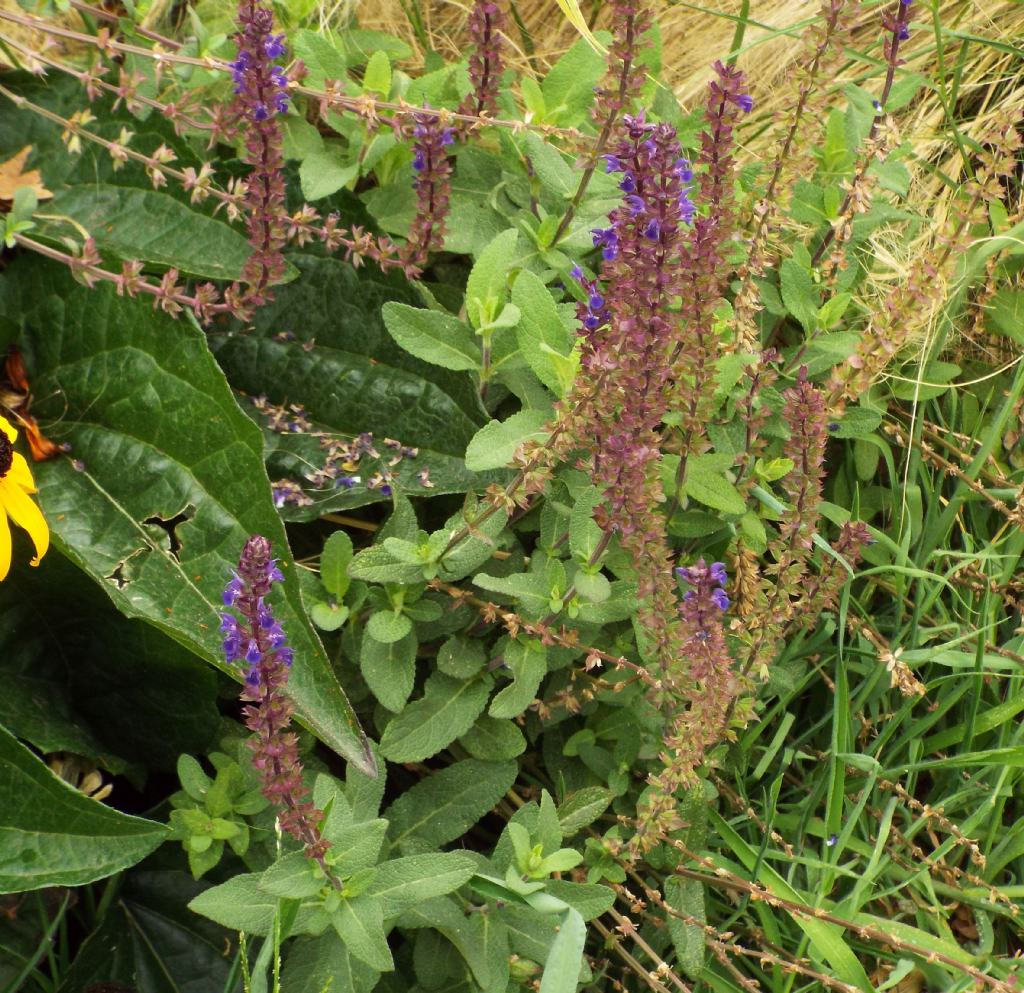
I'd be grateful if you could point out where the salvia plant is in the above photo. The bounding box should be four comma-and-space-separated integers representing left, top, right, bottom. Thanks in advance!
0, 0, 1022, 991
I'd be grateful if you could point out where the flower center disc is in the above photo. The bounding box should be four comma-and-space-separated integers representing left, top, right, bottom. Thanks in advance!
0, 433, 12, 479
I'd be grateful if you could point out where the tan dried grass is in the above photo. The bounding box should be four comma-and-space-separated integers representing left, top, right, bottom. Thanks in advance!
350, 0, 1022, 191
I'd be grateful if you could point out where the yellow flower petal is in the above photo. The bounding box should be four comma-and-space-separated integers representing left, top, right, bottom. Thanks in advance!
6, 453, 37, 493
0, 478, 49, 566
0, 415, 15, 443
0, 508, 10, 581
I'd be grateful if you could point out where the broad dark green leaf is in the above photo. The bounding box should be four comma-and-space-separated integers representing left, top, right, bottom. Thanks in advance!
2, 260, 374, 774
56, 870, 237, 993
211, 255, 490, 518
45, 185, 272, 282
0, 722, 168, 892
0, 553, 219, 774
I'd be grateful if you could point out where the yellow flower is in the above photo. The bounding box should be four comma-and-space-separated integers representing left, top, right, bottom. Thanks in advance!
0, 414, 49, 580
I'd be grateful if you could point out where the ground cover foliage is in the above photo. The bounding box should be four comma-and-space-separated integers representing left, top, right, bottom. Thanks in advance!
0, 0, 1022, 991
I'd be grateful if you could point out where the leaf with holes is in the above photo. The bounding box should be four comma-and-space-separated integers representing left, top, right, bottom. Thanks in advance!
1, 259, 375, 775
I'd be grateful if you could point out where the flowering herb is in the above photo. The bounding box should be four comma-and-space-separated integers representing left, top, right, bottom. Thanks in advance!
401, 108, 455, 266
222, 536, 336, 879
227, 0, 290, 309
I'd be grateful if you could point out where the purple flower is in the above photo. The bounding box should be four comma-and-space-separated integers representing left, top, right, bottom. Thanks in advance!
619, 172, 637, 194
736, 93, 754, 113
223, 574, 243, 606
592, 227, 619, 260
412, 149, 426, 171
709, 561, 727, 586
711, 588, 730, 611
604, 154, 623, 173
673, 158, 694, 182
625, 194, 646, 216
643, 218, 661, 241
264, 33, 286, 58
897, 23, 910, 40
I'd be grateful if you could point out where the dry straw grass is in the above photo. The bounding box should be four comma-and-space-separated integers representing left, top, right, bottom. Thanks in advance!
351, 0, 1022, 190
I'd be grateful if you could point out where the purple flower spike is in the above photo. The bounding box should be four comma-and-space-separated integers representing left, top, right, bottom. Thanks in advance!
222, 535, 338, 880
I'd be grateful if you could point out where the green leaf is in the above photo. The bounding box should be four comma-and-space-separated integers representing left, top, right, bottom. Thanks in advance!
557, 787, 613, 837
521, 132, 576, 199
437, 635, 487, 678
386, 758, 518, 851
44, 185, 280, 283
466, 410, 552, 471
349, 545, 425, 584
340, 29, 413, 63
539, 907, 586, 993
541, 35, 606, 123
362, 50, 392, 96
543, 880, 614, 921
987, 289, 1024, 343
366, 609, 414, 644
259, 852, 323, 900
188, 873, 279, 935
300, 151, 359, 201
369, 852, 477, 917
0, 722, 168, 892
513, 270, 576, 396
4, 260, 375, 776
331, 895, 393, 971
177, 755, 211, 802
664, 876, 705, 979
290, 29, 349, 85
466, 229, 520, 330
361, 631, 417, 713
569, 485, 604, 564
320, 531, 354, 598
379, 672, 494, 762
53, 869, 236, 993
329, 819, 389, 876
212, 256, 486, 519
382, 302, 482, 372
459, 714, 527, 760
779, 257, 820, 332
474, 570, 551, 615
282, 932, 381, 993
490, 639, 547, 719
832, 406, 883, 439
683, 454, 746, 515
